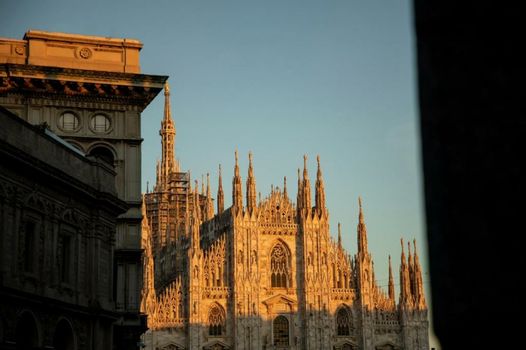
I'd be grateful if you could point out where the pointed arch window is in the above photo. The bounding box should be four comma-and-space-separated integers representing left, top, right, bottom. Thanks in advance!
273, 316, 289, 347
208, 304, 225, 336
336, 308, 351, 336
270, 242, 291, 288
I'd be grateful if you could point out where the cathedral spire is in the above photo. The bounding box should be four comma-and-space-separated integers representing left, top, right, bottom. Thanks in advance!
217, 164, 224, 214
315, 155, 326, 216
337, 222, 342, 247
388, 255, 395, 302
399, 238, 412, 307
357, 197, 368, 254
408, 241, 415, 297
246, 151, 257, 213
283, 176, 288, 199
190, 183, 201, 252
205, 173, 214, 220
206, 173, 210, 196
413, 239, 427, 309
302, 155, 312, 212
372, 261, 376, 284
160, 82, 176, 189
296, 168, 303, 210
194, 180, 201, 221
232, 149, 243, 212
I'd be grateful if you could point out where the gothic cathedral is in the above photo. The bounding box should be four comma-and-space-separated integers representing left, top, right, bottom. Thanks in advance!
140, 83, 429, 350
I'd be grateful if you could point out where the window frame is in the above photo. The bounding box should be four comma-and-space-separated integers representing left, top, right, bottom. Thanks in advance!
208, 304, 225, 336
22, 219, 38, 274
57, 111, 81, 132
58, 232, 74, 284
273, 315, 290, 347
270, 241, 291, 288
89, 113, 112, 134
336, 307, 351, 336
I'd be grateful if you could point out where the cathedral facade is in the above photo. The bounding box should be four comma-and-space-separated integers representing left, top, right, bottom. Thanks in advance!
141, 84, 429, 350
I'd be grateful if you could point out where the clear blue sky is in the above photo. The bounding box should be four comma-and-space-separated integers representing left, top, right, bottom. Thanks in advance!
1, 0, 438, 347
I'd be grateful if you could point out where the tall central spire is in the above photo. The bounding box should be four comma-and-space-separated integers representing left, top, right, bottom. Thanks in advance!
159, 82, 176, 189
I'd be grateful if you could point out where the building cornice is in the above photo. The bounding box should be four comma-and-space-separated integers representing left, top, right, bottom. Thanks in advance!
0, 63, 167, 110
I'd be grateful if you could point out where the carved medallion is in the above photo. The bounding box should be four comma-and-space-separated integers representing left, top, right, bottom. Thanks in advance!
15, 46, 24, 55
79, 47, 92, 59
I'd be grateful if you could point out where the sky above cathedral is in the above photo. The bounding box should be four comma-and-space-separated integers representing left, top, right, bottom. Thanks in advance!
1, 0, 438, 347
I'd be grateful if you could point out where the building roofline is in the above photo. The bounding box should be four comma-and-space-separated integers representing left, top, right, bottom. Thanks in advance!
22, 29, 143, 49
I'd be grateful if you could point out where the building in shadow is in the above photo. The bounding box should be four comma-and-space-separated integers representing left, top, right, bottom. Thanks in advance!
0, 30, 166, 349
0, 106, 127, 349
140, 86, 429, 350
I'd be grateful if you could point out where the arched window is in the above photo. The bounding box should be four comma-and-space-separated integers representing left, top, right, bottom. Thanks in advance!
16, 312, 40, 349
208, 304, 225, 336
88, 146, 115, 166
270, 242, 291, 288
273, 316, 289, 347
53, 319, 76, 350
336, 308, 350, 336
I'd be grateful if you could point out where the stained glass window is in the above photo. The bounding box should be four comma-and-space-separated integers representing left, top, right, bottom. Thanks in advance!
271, 242, 290, 288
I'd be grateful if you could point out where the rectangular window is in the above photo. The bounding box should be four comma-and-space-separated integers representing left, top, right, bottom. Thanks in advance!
127, 263, 137, 310
115, 263, 139, 311
116, 263, 125, 310
60, 235, 71, 283
23, 221, 36, 272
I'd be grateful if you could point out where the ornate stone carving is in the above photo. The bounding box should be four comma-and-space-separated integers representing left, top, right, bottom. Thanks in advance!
138, 83, 430, 350
78, 47, 92, 59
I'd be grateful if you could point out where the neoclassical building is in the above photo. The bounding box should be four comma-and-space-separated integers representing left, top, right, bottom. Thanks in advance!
140, 86, 429, 350
0, 30, 166, 349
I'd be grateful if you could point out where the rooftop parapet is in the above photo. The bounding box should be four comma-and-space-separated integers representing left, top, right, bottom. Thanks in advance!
0, 30, 143, 73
